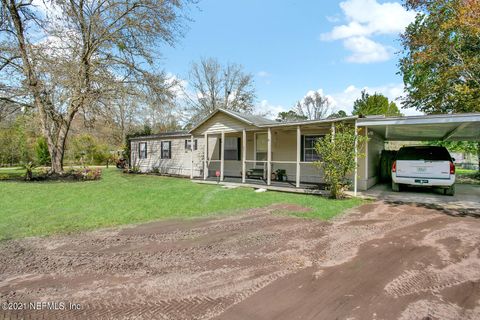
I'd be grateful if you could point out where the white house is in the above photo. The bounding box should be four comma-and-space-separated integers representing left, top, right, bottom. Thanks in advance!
130, 108, 480, 194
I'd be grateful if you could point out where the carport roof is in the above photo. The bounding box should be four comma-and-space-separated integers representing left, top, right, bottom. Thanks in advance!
356, 113, 480, 141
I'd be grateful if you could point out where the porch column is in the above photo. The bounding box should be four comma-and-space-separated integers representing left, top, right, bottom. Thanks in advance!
220, 131, 225, 181
190, 135, 194, 179
203, 132, 208, 180
354, 123, 358, 196
331, 122, 335, 141
242, 129, 246, 183
267, 127, 272, 186
296, 125, 301, 188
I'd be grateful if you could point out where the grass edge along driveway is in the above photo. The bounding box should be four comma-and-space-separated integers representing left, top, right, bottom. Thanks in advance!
0, 168, 364, 240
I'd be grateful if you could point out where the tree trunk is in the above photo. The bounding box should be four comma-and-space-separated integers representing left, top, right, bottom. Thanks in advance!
45, 126, 69, 174
49, 147, 64, 173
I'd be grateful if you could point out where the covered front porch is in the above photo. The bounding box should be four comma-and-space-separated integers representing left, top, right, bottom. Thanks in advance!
189, 116, 358, 192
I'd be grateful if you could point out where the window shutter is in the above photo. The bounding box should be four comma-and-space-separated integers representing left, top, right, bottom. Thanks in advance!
145, 142, 147, 158
168, 141, 172, 159
218, 138, 222, 159
185, 140, 188, 150
237, 137, 241, 161
138, 143, 141, 159
194, 139, 197, 151
300, 135, 304, 162
160, 142, 164, 159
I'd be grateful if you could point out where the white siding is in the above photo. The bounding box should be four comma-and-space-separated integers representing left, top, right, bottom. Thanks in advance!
192, 112, 256, 134
131, 137, 203, 176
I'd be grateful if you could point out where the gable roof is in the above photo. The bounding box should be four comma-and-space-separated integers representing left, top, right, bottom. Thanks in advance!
188, 108, 276, 133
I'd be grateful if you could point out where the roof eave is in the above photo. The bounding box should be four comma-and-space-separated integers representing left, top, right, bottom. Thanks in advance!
261, 116, 359, 127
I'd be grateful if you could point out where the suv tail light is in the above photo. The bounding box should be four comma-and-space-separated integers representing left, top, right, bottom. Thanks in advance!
392, 160, 396, 173
450, 161, 455, 175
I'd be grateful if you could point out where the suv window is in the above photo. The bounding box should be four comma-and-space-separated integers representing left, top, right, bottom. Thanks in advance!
396, 146, 451, 161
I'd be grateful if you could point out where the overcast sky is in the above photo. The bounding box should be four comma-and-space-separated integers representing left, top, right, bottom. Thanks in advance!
160, 0, 423, 117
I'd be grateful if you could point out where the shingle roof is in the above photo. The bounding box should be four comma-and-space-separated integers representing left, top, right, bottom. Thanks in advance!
129, 131, 189, 141
221, 109, 277, 126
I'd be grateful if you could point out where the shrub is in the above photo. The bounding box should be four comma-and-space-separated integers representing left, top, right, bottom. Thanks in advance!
35, 136, 51, 165
314, 124, 367, 199
72, 167, 102, 181
131, 166, 141, 174
22, 161, 36, 181
84, 168, 102, 180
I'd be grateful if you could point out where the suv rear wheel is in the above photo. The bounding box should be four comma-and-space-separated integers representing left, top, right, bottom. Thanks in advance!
392, 181, 400, 192
444, 185, 455, 196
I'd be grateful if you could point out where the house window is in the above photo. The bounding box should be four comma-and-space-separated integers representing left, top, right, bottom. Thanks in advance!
255, 133, 267, 162
161, 141, 171, 159
185, 139, 198, 151
303, 135, 323, 162
224, 137, 240, 160
139, 142, 147, 159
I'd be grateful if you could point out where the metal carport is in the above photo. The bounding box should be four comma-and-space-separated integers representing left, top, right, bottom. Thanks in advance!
354, 113, 480, 195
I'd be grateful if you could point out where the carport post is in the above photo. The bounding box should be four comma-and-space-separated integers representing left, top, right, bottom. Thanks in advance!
242, 129, 246, 183
354, 124, 358, 196
296, 125, 301, 188
364, 127, 368, 184
203, 133, 208, 180
267, 127, 272, 186
190, 135, 194, 179
220, 131, 225, 181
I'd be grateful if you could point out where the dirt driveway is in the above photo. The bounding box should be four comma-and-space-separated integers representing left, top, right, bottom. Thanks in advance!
1, 202, 479, 320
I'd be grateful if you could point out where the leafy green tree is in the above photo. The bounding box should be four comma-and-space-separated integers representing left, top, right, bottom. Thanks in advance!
400, 0, 480, 114
328, 110, 348, 119
276, 110, 308, 122
352, 90, 401, 116
400, 0, 480, 170
69, 134, 111, 165
35, 137, 51, 166
314, 124, 367, 199
0, 115, 35, 166
428, 141, 477, 154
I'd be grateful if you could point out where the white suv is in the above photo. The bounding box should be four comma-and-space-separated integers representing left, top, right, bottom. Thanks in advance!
391, 146, 456, 196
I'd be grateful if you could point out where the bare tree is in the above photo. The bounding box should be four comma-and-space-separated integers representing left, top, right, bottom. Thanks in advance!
0, 0, 189, 173
99, 81, 181, 146
0, 97, 22, 122
295, 90, 332, 120
184, 57, 256, 125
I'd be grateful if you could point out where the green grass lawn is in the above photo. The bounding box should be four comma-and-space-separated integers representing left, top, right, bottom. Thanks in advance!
0, 168, 364, 240
456, 168, 480, 185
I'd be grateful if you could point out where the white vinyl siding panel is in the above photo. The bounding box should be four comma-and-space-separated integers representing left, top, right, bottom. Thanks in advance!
192, 113, 256, 134
131, 137, 204, 176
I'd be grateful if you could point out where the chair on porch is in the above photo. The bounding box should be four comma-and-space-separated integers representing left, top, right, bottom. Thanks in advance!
246, 168, 265, 179
245, 160, 268, 180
